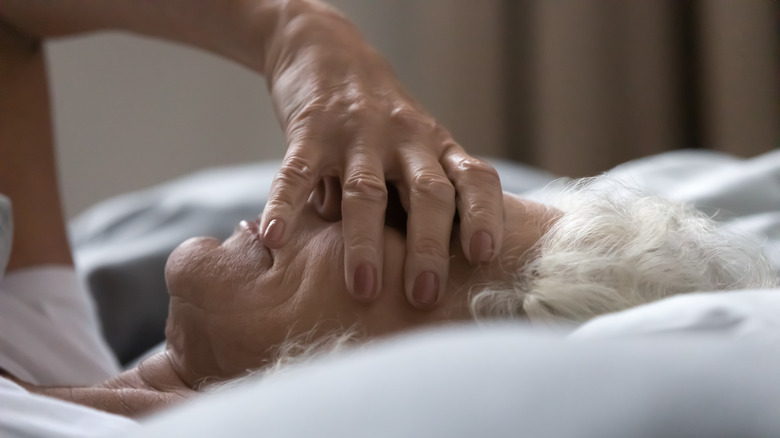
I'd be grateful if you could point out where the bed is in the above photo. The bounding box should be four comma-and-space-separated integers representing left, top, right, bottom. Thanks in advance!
71, 149, 780, 437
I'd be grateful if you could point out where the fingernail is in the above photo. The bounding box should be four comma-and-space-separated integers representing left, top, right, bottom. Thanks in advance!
413, 271, 439, 306
470, 230, 494, 264
263, 219, 284, 244
354, 263, 377, 300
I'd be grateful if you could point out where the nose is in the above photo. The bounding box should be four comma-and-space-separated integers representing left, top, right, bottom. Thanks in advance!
309, 176, 342, 222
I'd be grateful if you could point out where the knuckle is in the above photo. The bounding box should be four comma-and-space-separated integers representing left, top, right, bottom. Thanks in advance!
343, 172, 388, 204
287, 101, 329, 129
390, 105, 434, 133
276, 155, 317, 187
460, 202, 499, 226
346, 231, 380, 254
265, 193, 295, 213
412, 235, 450, 261
322, 91, 377, 125
338, 98, 372, 131
411, 172, 455, 205
457, 157, 500, 183
466, 202, 496, 218
432, 124, 453, 142
344, 97, 369, 116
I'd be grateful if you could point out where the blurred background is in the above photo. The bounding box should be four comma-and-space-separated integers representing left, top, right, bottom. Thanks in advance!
48, 0, 779, 218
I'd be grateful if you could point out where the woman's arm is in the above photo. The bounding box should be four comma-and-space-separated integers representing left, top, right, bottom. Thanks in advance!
3, 352, 195, 418
0, 19, 196, 416
0, 20, 72, 271
1, 0, 505, 308
0, 0, 290, 74
0, 0, 504, 416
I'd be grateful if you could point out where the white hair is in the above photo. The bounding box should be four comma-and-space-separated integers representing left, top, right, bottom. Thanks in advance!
470, 178, 779, 325
217, 178, 777, 386
205, 325, 363, 392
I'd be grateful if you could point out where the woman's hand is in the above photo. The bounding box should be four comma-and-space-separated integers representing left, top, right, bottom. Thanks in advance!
1, 0, 505, 309
259, 3, 504, 308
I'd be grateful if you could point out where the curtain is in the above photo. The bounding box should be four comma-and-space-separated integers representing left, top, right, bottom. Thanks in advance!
503, 0, 779, 177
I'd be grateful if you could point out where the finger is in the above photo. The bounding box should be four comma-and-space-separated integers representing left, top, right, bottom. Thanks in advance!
260, 145, 322, 248
441, 146, 503, 264
341, 146, 387, 302
310, 176, 342, 222
399, 147, 456, 309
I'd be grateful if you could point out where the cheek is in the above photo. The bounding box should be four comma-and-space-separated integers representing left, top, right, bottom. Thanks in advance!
353, 233, 440, 336
166, 236, 286, 310
278, 231, 370, 337
357, 231, 476, 337
292, 252, 355, 325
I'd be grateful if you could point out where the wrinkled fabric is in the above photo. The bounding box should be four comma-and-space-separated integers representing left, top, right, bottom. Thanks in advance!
0, 377, 137, 438
0, 196, 134, 438
0, 267, 120, 386
129, 325, 780, 438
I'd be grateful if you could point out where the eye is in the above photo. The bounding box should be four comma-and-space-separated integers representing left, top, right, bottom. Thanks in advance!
384, 183, 407, 235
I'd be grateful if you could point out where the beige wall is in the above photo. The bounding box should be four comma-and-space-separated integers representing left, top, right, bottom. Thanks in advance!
699, 0, 779, 156
48, 1, 778, 217
512, 0, 778, 177
49, 34, 279, 218
51, 1, 504, 218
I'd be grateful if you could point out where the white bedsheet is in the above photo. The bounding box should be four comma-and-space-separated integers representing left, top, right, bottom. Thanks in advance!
603, 149, 780, 271
130, 325, 780, 438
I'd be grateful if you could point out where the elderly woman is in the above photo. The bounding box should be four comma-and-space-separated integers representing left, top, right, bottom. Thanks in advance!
1, 0, 777, 433
0, 0, 505, 423
160, 176, 778, 387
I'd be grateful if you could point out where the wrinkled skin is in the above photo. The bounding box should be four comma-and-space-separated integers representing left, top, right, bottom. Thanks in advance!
0, 0, 507, 415
165, 191, 559, 387
260, 3, 505, 308
2, 0, 507, 310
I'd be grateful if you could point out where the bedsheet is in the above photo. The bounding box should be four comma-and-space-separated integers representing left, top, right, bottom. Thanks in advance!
129, 325, 780, 438
70, 150, 780, 362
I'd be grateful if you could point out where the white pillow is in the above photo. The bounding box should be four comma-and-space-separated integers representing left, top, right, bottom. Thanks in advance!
129, 324, 780, 438
572, 289, 780, 340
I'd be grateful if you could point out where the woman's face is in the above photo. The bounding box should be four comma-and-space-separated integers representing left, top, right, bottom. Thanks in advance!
164, 190, 558, 386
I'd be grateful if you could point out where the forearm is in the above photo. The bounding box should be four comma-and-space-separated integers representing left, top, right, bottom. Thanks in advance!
0, 21, 72, 270
0, 0, 353, 77
4, 352, 195, 418
26, 383, 178, 418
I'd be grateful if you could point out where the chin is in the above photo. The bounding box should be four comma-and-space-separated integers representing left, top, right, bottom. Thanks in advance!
164, 236, 220, 293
